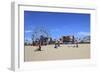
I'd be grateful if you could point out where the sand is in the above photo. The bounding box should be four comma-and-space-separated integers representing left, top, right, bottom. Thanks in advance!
24, 44, 90, 62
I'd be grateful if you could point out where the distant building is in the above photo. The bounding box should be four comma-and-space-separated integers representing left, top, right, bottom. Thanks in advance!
62, 35, 75, 44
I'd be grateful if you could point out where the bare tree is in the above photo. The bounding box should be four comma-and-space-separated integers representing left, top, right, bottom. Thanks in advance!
32, 25, 51, 51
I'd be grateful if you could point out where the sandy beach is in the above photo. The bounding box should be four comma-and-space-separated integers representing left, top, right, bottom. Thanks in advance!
24, 44, 90, 62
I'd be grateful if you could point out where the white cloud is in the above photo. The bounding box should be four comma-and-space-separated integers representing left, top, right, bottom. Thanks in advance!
77, 32, 90, 36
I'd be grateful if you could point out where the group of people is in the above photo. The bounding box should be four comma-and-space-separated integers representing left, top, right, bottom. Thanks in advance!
54, 39, 78, 48
36, 39, 78, 51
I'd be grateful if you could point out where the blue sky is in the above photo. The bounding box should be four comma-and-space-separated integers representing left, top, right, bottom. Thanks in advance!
24, 11, 90, 42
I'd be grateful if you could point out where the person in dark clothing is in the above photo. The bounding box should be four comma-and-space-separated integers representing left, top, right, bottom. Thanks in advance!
38, 40, 41, 51
75, 40, 78, 48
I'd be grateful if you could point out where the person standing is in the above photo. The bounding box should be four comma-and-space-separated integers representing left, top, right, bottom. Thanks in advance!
75, 40, 78, 48
38, 40, 41, 51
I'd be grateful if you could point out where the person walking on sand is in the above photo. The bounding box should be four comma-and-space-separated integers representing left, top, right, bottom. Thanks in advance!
75, 40, 78, 48
38, 40, 41, 51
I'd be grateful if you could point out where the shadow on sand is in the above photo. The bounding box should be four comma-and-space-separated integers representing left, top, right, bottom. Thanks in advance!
34, 48, 43, 52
